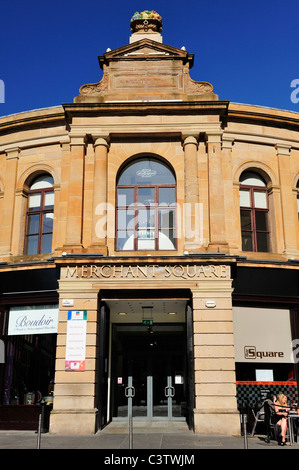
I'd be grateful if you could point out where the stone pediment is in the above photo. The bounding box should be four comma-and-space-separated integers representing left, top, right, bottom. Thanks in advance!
99, 39, 193, 65
74, 38, 218, 103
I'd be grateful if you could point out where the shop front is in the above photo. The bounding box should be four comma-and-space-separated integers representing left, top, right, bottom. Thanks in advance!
0, 266, 59, 430
49, 255, 241, 435
101, 292, 191, 427
232, 264, 299, 433
233, 305, 298, 428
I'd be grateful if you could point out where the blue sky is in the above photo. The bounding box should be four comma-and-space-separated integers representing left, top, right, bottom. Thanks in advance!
0, 0, 298, 117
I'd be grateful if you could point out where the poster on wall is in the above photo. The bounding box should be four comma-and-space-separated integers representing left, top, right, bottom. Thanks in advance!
65, 310, 87, 371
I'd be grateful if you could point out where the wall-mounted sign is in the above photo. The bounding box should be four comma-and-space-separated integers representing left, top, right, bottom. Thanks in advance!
62, 299, 74, 307
8, 305, 59, 336
233, 307, 293, 363
65, 310, 87, 372
142, 319, 153, 326
62, 263, 230, 280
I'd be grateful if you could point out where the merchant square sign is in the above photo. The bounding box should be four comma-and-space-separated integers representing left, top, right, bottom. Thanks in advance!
62, 264, 230, 280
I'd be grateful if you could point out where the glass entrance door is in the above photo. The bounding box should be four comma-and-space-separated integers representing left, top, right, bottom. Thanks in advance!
152, 352, 185, 419
111, 324, 187, 420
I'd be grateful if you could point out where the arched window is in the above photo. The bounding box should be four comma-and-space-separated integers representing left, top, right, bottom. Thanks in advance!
24, 174, 54, 254
239, 171, 269, 252
116, 158, 176, 251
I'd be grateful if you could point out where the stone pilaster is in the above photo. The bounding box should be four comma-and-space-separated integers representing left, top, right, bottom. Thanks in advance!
89, 136, 110, 253
0, 147, 20, 255
276, 144, 299, 255
206, 132, 228, 251
182, 135, 201, 250
50, 281, 99, 434
55, 141, 71, 252
63, 134, 86, 251
192, 272, 240, 435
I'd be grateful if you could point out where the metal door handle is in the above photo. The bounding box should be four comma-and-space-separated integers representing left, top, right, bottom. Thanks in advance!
164, 386, 175, 398
125, 386, 135, 398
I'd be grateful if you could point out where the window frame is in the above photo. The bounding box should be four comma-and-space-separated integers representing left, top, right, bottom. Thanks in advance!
116, 161, 177, 252
24, 180, 54, 255
240, 179, 270, 253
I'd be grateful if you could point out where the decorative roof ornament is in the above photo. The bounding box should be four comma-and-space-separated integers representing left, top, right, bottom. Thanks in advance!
130, 10, 162, 34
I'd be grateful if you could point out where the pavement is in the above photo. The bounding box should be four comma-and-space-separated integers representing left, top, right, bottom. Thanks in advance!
0, 420, 298, 452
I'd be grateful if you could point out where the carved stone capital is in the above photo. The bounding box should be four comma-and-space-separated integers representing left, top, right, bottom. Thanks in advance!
182, 135, 199, 148
5, 147, 20, 160
93, 136, 110, 149
275, 143, 291, 156
69, 133, 87, 147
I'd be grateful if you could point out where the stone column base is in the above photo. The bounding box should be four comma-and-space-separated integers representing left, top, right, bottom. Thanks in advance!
194, 410, 240, 435
50, 409, 97, 434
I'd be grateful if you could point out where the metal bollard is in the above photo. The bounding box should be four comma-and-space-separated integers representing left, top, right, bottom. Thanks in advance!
129, 414, 133, 450
36, 414, 42, 449
125, 385, 135, 450
40, 399, 48, 433
242, 413, 248, 449
241, 401, 248, 449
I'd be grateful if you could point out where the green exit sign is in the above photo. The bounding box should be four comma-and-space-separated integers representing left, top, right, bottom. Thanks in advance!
142, 319, 153, 326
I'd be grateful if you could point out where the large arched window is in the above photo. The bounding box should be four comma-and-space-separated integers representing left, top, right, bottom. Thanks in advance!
24, 174, 54, 254
239, 171, 270, 252
116, 158, 176, 251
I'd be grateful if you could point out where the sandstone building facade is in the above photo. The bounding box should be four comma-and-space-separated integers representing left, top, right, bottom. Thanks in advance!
0, 14, 299, 435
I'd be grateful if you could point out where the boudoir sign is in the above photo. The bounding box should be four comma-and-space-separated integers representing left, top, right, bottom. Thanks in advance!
8, 305, 59, 335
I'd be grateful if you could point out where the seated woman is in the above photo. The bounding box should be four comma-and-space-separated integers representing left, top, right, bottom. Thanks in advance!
273, 392, 290, 445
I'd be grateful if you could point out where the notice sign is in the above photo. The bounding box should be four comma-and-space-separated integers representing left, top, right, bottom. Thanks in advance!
8, 305, 59, 336
65, 310, 87, 371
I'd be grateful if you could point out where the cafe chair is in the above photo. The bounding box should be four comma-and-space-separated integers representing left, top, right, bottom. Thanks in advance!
251, 409, 265, 437
251, 404, 278, 441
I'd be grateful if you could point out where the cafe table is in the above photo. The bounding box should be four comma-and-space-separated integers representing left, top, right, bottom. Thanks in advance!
287, 413, 299, 445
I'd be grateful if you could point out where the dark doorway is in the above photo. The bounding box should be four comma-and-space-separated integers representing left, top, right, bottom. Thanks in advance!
111, 324, 188, 420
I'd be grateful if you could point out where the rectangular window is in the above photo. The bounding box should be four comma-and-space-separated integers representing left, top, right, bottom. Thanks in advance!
25, 182, 54, 255
254, 191, 267, 209
116, 183, 176, 251
240, 182, 269, 253
239, 189, 251, 208
25, 235, 39, 255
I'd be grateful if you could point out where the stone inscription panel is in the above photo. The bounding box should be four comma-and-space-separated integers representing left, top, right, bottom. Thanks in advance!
112, 73, 181, 90
61, 264, 230, 280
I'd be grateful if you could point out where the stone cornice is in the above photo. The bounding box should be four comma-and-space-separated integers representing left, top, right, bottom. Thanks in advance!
0, 106, 65, 134
98, 38, 195, 69
63, 100, 229, 117
0, 134, 69, 153
223, 131, 299, 149
228, 103, 299, 129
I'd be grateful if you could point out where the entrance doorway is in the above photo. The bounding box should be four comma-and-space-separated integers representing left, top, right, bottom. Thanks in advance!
111, 324, 187, 421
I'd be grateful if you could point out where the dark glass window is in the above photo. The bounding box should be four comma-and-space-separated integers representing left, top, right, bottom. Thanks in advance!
116, 158, 176, 251
25, 175, 54, 255
239, 171, 269, 252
